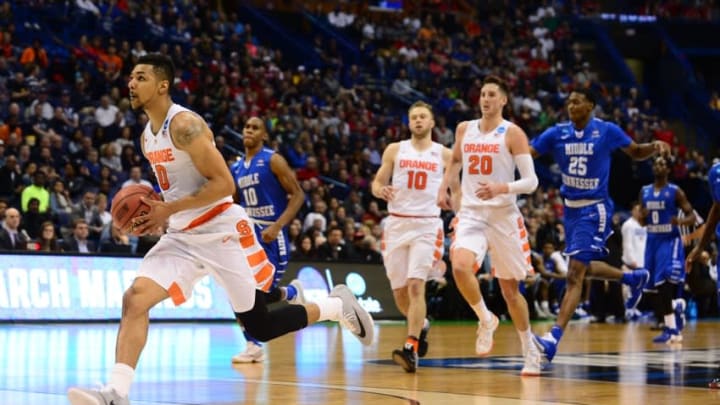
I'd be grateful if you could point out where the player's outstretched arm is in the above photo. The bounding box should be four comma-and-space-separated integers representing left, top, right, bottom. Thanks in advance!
623, 140, 670, 161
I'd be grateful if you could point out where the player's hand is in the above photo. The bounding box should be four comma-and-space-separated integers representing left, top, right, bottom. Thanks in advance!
131, 197, 172, 236
379, 185, 397, 201
437, 189, 452, 210
685, 247, 702, 273
475, 182, 506, 200
260, 223, 281, 243
653, 140, 671, 156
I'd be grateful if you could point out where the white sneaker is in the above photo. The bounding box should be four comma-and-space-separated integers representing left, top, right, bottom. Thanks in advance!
329, 284, 375, 346
476, 314, 499, 356
288, 279, 306, 305
521, 342, 542, 376
67, 386, 129, 405
232, 341, 265, 363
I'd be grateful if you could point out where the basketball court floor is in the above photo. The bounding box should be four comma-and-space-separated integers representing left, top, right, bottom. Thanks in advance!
1, 319, 718, 404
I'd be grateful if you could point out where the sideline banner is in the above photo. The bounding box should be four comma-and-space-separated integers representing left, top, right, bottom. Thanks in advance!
0, 253, 400, 321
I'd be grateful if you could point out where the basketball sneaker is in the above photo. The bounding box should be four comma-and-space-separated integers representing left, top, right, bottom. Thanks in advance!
521, 342, 542, 376
287, 279, 306, 305
329, 284, 375, 346
531, 333, 558, 363
625, 269, 650, 310
232, 341, 265, 363
652, 327, 682, 344
417, 319, 430, 358
709, 378, 720, 389
392, 346, 418, 373
67, 386, 129, 405
476, 314, 499, 356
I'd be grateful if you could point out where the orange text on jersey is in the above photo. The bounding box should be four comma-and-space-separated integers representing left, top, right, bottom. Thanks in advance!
398, 159, 439, 171
464, 143, 500, 154
146, 148, 176, 165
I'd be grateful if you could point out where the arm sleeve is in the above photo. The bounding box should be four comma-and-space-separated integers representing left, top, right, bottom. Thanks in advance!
507, 154, 539, 195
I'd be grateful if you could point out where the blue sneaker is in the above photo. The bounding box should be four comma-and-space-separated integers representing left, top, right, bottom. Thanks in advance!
673, 299, 686, 332
531, 334, 557, 363
652, 327, 682, 344
625, 270, 650, 310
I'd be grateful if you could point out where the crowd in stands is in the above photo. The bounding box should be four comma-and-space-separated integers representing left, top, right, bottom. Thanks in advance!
0, 1, 717, 320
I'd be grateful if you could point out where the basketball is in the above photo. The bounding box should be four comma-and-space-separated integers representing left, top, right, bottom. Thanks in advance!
110, 184, 161, 232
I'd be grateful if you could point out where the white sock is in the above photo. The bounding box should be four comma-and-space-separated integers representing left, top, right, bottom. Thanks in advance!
423, 318, 430, 330
108, 363, 135, 397
316, 297, 343, 322
541, 301, 550, 312
471, 299, 493, 323
664, 313, 677, 331
517, 328, 533, 354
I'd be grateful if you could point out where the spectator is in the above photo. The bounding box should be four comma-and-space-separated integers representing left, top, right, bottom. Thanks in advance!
302, 198, 328, 233
317, 226, 352, 261
432, 116, 454, 147
99, 222, 133, 254
350, 231, 382, 263
121, 165, 153, 188
0, 155, 22, 204
291, 234, 318, 261
37, 220, 62, 252
0, 207, 29, 250
21, 197, 52, 239
28, 87, 53, 120
96, 192, 112, 227
99, 143, 122, 173
20, 170, 49, 213
49, 179, 73, 226
19, 39, 49, 69
94, 94, 120, 128
0, 104, 24, 144
62, 218, 96, 253
71, 190, 104, 239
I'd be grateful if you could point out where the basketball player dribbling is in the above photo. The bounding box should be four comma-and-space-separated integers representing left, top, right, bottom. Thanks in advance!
67, 54, 374, 405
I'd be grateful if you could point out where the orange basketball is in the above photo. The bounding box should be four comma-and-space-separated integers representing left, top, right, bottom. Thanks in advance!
110, 184, 161, 232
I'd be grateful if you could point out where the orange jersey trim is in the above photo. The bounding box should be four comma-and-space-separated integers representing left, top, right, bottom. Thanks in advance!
389, 212, 439, 219
181, 202, 233, 231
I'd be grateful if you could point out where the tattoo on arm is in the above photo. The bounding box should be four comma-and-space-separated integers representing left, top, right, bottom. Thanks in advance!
174, 117, 205, 147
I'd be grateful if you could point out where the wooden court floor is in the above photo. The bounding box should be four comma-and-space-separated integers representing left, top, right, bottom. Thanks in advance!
1, 319, 718, 404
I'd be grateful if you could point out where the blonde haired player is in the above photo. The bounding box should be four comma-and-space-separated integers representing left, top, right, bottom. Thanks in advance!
372, 101, 455, 373
437, 75, 542, 376
67, 54, 374, 405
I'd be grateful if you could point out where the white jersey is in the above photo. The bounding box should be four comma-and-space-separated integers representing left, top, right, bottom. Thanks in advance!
142, 103, 233, 231
461, 119, 516, 208
388, 140, 444, 217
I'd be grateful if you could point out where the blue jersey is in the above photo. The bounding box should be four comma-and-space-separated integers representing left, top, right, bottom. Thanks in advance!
230, 148, 288, 222
531, 118, 632, 201
708, 163, 720, 239
641, 184, 680, 237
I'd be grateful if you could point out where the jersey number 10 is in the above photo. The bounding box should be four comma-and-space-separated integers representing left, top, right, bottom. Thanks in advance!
407, 170, 428, 190
243, 188, 258, 205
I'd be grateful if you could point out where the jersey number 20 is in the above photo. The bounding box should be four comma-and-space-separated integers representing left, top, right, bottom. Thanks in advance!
468, 155, 492, 175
